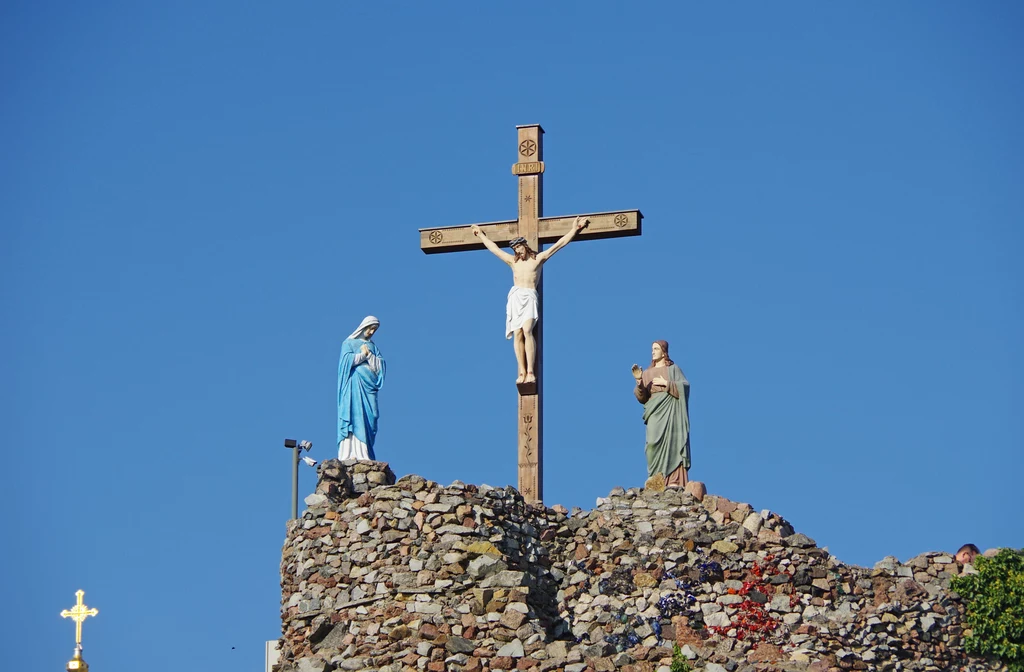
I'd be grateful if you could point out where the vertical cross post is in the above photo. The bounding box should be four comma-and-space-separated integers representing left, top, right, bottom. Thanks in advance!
515, 124, 544, 503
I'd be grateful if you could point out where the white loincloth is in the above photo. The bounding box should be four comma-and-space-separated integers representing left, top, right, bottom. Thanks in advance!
505, 286, 539, 339
338, 435, 370, 460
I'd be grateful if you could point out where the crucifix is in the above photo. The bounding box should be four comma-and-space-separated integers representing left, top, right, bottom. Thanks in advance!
419, 124, 642, 503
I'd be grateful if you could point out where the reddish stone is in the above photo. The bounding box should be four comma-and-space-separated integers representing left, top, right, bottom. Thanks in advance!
896, 579, 928, 603
427, 662, 446, 672
356, 492, 374, 506
464, 625, 477, 639
717, 498, 737, 514
419, 623, 439, 640
747, 643, 783, 662
500, 610, 526, 630
574, 545, 589, 561
516, 658, 537, 670
684, 480, 706, 500
491, 656, 515, 670
464, 658, 483, 672
671, 616, 703, 647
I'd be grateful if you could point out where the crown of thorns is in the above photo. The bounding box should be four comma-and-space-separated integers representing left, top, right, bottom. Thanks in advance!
508, 237, 528, 248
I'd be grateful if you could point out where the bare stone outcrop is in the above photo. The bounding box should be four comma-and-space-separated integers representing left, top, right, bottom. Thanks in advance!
275, 459, 1008, 672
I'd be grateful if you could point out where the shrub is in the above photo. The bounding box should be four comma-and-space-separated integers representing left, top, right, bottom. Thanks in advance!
671, 643, 693, 672
950, 548, 1024, 671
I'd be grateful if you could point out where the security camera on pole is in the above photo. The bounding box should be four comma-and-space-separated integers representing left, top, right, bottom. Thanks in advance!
283, 438, 315, 519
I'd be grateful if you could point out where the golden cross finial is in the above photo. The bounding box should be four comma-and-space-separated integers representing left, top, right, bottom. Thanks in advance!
60, 590, 98, 646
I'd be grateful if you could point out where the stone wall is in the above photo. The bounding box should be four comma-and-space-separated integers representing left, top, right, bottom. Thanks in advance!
275, 460, 1006, 672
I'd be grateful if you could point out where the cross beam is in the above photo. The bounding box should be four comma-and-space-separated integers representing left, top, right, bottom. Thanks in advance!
420, 125, 643, 502
420, 210, 642, 254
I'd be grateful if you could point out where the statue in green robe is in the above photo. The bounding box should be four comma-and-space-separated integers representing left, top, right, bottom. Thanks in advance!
631, 340, 690, 487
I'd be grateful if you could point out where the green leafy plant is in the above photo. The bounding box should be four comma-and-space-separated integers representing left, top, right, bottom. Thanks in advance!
950, 548, 1024, 671
671, 643, 693, 672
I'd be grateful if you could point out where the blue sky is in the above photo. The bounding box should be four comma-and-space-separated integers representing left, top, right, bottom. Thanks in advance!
2, 2, 1021, 670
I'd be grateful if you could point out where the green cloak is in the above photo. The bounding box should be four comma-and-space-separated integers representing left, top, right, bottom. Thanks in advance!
642, 363, 690, 478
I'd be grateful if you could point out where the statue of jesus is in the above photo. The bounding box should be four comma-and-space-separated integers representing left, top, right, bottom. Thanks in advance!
471, 216, 588, 384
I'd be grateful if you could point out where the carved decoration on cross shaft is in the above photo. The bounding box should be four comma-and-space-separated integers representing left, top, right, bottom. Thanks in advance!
519, 139, 537, 158
521, 413, 535, 461
614, 213, 628, 228
428, 230, 443, 244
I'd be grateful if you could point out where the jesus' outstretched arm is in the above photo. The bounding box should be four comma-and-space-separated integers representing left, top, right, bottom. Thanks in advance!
536, 216, 588, 262
470, 225, 515, 264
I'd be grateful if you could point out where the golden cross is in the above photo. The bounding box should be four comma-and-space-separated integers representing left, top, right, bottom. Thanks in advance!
61, 590, 99, 645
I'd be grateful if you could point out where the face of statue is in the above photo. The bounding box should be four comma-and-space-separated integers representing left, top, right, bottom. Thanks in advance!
651, 342, 665, 363
512, 244, 527, 260
364, 324, 378, 339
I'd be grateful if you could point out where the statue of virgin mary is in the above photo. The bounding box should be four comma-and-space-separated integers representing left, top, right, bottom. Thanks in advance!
337, 315, 386, 460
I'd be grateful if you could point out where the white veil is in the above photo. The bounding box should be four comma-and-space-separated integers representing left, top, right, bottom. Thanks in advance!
347, 315, 380, 340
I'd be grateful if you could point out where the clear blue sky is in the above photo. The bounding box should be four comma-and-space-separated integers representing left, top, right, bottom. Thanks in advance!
2, 2, 1021, 670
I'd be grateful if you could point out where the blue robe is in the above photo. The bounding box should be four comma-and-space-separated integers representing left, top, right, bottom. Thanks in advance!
337, 338, 386, 458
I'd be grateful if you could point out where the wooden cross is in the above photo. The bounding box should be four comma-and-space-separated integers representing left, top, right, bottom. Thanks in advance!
61, 589, 99, 645
419, 124, 642, 503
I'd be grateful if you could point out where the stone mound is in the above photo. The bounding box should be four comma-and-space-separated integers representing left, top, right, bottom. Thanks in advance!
275, 460, 1005, 672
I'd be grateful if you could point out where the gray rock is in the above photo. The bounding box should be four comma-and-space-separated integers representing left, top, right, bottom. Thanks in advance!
446, 636, 476, 654
496, 639, 525, 657
434, 524, 475, 535
304, 493, 328, 507
742, 512, 763, 535
480, 570, 526, 588
784, 532, 816, 548
581, 641, 614, 657
297, 659, 328, 672
705, 611, 732, 628
613, 652, 636, 665
468, 554, 507, 579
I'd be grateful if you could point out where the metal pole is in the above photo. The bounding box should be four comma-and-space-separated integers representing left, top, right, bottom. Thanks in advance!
291, 445, 299, 519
